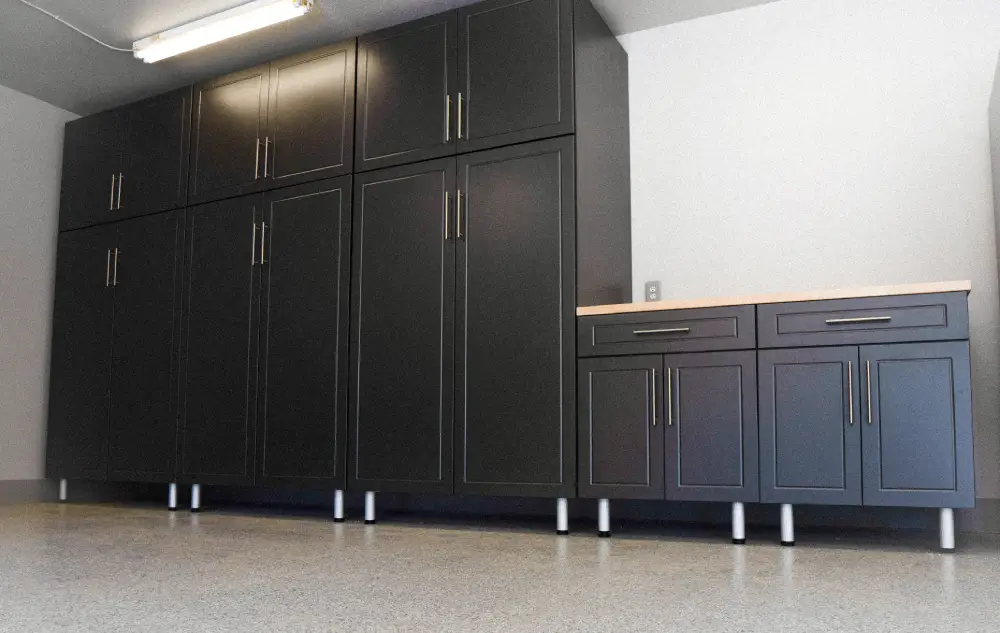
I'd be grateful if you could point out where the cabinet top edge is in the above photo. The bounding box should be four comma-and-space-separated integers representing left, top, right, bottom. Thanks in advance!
577, 281, 972, 316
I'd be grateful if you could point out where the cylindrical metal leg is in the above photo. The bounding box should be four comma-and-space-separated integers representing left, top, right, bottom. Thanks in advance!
168, 483, 178, 511
732, 502, 746, 544
597, 499, 611, 537
940, 508, 955, 551
556, 498, 569, 535
364, 491, 376, 525
191, 484, 201, 513
58, 479, 67, 502
334, 489, 345, 523
780, 504, 794, 546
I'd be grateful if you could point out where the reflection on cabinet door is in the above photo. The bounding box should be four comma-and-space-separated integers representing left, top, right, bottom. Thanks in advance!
455, 137, 575, 498
121, 88, 191, 216
578, 356, 664, 500
180, 197, 261, 485
46, 225, 118, 480
350, 159, 456, 494
665, 351, 758, 503
108, 210, 184, 483
355, 13, 457, 171
59, 110, 125, 231
256, 178, 352, 489
457, 0, 574, 153
759, 347, 862, 506
861, 342, 974, 508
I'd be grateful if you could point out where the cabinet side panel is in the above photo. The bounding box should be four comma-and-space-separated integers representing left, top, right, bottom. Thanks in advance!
574, 0, 631, 305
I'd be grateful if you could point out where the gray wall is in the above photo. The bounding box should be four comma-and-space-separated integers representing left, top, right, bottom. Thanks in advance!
993, 55, 1000, 310
0, 83, 76, 496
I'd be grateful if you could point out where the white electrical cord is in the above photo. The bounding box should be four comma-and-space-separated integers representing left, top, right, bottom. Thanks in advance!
17, 0, 132, 52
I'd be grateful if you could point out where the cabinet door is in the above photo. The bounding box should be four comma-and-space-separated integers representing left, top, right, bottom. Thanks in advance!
861, 342, 974, 508
265, 41, 356, 188
455, 137, 575, 498
120, 88, 191, 217
355, 13, 457, 172
350, 159, 456, 494
46, 225, 117, 480
578, 356, 663, 500
59, 110, 125, 231
257, 178, 352, 489
108, 210, 184, 482
759, 347, 862, 505
457, 0, 574, 153
179, 197, 261, 485
190, 65, 269, 204
665, 351, 758, 502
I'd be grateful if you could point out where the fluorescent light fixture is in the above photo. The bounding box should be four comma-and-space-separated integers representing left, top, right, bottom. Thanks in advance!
133, 0, 314, 63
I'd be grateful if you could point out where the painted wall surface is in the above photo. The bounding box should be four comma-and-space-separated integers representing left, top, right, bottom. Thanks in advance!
992, 55, 1000, 311
621, 0, 1000, 497
0, 83, 77, 482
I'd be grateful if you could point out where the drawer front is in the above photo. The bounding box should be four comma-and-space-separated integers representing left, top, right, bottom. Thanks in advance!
758, 292, 969, 348
579, 306, 755, 357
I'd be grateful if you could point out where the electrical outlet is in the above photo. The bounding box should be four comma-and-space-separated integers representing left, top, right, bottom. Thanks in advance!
645, 281, 661, 302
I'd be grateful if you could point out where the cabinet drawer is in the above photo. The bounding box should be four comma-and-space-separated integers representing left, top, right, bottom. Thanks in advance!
757, 292, 969, 348
578, 306, 755, 357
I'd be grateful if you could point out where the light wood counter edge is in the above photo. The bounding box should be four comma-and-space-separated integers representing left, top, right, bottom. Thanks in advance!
577, 281, 972, 317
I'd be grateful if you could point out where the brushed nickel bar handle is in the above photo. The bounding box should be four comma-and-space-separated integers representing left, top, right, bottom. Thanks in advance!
106, 249, 111, 287
260, 222, 267, 264
251, 222, 258, 265
667, 367, 673, 426
866, 360, 873, 425
112, 248, 119, 286
445, 95, 452, 142
444, 192, 451, 240
651, 369, 657, 427
457, 93, 463, 139
116, 173, 123, 209
848, 361, 854, 426
109, 174, 116, 210
254, 138, 261, 180
456, 190, 463, 239
263, 138, 270, 178
825, 316, 892, 325
633, 327, 691, 335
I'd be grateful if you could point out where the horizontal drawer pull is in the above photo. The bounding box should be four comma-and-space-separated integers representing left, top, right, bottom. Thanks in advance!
633, 327, 692, 335
825, 316, 892, 325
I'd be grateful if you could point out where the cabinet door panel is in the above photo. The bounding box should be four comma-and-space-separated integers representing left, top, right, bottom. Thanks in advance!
46, 226, 117, 480
266, 41, 356, 188
458, 0, 574, 153
456, 137, 575, 498
59, 110, 125, 231
108, 210, 184, 482
578, 356, 663, 499
257, 178, 352, 488
180, 197, 260, 485
355, 13, 457, 171
190, 66, 269, 204
861, 342, 974, 508
121, 88, 191, 217
665, 351, 758, 502
350, 160, 455, 493
759, 347, 862, 505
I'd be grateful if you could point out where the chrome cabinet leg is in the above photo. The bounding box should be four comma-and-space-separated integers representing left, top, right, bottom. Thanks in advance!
334, 490, 345, 523
364, 491, 376, 525
780, 504, 794, 546
168, 483, 178, 511
940, 508, 955, 551
732, 502, 746, 545
598, 499, 611, 538
556, 498, 569, 535
58, 479, 67, 502
191, 484, 201, 513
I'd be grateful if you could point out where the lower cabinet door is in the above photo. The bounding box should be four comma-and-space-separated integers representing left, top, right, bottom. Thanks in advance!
108, 210, 184, 482
179, 196, 261, 485
255, 178, 352, 489
665, 351, 758, 502
861, 342, 974, 508
46, 225, 118, 480
577, 356, 664, 500
758, 347, 862, 505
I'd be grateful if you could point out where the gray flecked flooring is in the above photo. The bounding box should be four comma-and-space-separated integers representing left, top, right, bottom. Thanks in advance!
0, 503, 998, 632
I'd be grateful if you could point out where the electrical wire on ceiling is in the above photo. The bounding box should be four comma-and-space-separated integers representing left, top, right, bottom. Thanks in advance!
16, 0, 133, 52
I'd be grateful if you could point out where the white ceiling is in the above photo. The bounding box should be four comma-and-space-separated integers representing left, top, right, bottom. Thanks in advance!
0, 0, 782, 115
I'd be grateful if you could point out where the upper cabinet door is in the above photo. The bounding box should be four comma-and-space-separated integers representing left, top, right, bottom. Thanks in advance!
108, 210, 184, 483
59, 110, 126, 231
190, 65, 269, 204
664, 351, 758, 503
758, 347, 862, 506
265, 41, 357, 189
179, 197, 261, 485
350, 159, 456, 494
46, 225, 117, 481
355, 13, 457, 172
120, 88, 191, 218
861, 342, 975, 508
457, 0, 574, 153
455, 137, 575, 498
256, 177, 352, 489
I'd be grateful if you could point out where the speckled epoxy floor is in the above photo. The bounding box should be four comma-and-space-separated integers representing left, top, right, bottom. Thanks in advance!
0, 503, 998, 632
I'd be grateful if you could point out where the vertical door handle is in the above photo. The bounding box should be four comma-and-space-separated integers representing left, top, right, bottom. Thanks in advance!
109, 174, 116, 210
112, 248, 119, 286
444, 192, 451, 240
847, 361, 854, 426
105, 249, 111, 287
445, 95, 452, 143
116, 173, 123, 209
260, 222, 267, 264
667, 367, 673, 426
263, 137, 271, 178
254, 138, 261, 180
456, 190, 463, 239
251, 222, 258, 265
866, 360, 873, 425
650, 369, 657, 427
457, 93, 464, 139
